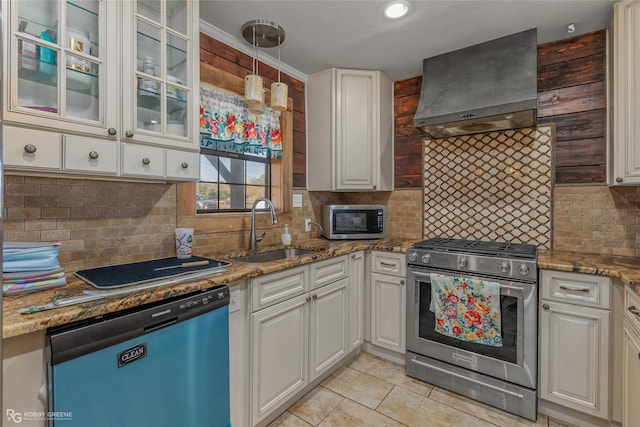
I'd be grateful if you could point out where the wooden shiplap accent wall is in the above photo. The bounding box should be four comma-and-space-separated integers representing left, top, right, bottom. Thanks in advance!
393, 29, 608, 188
537, 30, 607, 184
199, 33, 308, 188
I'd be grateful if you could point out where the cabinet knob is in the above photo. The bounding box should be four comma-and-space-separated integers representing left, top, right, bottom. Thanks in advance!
312, 294, 318, 300
142, 157, 151, 165
373, 185, 377, 190
181, 162, 188, 169
24, 144, 37, 154
400, 280, 405, 285
107, 128, 117, 136
89, 151, 99, 160
543, 303, 550, 310
616, 177, 623, 183
351, 254, 356, 259
306, 296, 311, 302
125, 130, 134, 138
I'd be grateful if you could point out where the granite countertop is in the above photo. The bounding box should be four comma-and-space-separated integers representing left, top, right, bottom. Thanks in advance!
5, 240, 640, 339
537, 249, 640, 295
2, 238, 415, 339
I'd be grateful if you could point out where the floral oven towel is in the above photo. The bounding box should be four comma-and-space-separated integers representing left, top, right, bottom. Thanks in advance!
430, 273, 503, 347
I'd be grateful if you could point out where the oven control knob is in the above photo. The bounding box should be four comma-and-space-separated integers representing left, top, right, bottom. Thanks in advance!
499, 261, 510, 273
518, 264, 531, 276
408, 252, 417, 262
421, 254, 431, 264
458, 257, 468, 268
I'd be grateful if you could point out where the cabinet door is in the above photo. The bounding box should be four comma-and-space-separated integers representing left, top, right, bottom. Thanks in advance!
3, 0, 117, 137
309, 278, 349, 382
121, 0, 199, 149
335, 69, 377, 190
251, 294, 308, 425
539, 300, 610, 419
348, 251, 365, 351
623, 321, 640, 427
611, 0, 640, 184
371, 272, 406, 354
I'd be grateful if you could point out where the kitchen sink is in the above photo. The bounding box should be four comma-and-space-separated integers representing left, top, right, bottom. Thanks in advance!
233, 248, 317, 263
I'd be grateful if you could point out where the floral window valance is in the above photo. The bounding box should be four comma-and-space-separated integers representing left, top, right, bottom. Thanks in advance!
199, 86, 282, 158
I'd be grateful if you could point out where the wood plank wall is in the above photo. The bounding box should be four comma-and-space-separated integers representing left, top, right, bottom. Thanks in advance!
199, 33, 308, 188
393, 29, 607, 188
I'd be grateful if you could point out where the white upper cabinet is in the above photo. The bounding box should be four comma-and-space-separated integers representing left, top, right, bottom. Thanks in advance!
121, 0, 199, 150
2, 0, 200, 180
609, 0, 640, 185
307, 68, 394, 191
3, 0, 117, 137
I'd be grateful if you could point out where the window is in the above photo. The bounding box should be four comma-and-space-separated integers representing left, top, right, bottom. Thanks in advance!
197, 86, 282, 213
198, 146, 270, 212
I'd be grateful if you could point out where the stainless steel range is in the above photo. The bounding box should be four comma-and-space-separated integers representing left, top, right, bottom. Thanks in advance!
405, 237, 538, 421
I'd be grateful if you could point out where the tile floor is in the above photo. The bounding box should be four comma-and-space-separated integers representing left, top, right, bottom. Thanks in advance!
268, 352, 572, 427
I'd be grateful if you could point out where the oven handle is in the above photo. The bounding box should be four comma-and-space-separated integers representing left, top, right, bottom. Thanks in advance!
409, 270, 525, 292
409, 356, 525, 399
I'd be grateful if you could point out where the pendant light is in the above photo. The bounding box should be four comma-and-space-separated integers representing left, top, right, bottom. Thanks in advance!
241, 20, 287, 113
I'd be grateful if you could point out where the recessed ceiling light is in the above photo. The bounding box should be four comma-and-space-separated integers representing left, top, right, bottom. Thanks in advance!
385, 1, 410, 19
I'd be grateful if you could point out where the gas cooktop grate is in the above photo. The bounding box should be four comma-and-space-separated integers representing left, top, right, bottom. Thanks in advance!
413, 237, 537, 259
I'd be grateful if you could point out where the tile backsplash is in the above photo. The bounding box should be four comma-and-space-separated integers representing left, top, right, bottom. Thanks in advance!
423, 126, 554, 248
4, 176, 177, 272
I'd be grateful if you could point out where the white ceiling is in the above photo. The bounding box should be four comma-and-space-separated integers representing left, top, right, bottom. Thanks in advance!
199, 0, 616, 82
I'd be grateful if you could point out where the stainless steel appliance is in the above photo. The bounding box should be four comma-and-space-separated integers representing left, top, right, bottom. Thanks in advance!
405, 238, 538, 421
46, 286, 231, 427
321, 204, 385, 240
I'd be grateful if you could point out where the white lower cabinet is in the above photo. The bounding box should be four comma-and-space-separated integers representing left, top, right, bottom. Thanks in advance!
249, 255, 355, 426
369, 251, 406, 354
251, 293, 309, 425
623, 286, 640, 427
539, 270, 612, 420
348, 251, 365, 351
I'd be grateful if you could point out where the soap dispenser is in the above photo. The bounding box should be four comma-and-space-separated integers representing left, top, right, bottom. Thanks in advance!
281, 224, 292, 246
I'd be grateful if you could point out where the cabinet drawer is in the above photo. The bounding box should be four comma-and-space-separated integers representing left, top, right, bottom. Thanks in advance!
541, 270, 610, 309
4, 126, 61, 170
309, 255, 348, 290
121, 144, 164, 178
625, 286, 640, 334
371, 251, 406, 277
64, 136, 118, 175
251, 266, 308, 312
165, 149, 199, 181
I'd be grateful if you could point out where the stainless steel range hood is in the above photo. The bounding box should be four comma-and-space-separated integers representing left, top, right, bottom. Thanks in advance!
414, 29, 537, 139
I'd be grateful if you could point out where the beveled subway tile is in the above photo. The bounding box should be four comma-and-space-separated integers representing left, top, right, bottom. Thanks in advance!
289, 386, 344, 426
377, 386, 495, 427
317, 399, 404, 427
428, 387, 548, 427
267, 411, 314, 427
322, 366, 393, 409
348, 353, 433, 397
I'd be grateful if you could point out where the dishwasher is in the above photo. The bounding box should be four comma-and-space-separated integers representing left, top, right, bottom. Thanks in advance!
45, 285, 230, 427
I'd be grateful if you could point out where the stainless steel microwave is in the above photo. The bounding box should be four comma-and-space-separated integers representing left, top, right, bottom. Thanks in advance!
321, 205, 385, 240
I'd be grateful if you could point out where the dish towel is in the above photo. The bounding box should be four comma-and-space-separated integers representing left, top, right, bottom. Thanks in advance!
430, 273, 503, 347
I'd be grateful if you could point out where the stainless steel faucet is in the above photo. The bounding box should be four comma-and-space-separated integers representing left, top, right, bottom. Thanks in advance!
250, 197, 279, 250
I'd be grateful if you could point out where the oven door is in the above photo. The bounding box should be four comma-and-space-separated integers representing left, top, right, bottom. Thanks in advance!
406, 266, 537, 389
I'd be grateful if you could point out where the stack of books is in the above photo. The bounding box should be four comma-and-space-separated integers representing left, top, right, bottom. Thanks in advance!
3, 242, 66, 295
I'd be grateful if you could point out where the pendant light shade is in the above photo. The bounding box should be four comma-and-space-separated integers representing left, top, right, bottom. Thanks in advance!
270, 82, 288, 112
248, 89, 265, 115
245, 75, 263, 107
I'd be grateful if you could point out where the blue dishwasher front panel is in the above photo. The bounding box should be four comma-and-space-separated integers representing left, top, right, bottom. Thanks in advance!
50, 302, 230, 426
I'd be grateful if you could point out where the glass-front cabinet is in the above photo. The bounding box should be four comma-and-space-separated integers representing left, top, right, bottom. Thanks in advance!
121, 0, 199, 150
4, 0, 117, 136
1, 0, 199, 180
